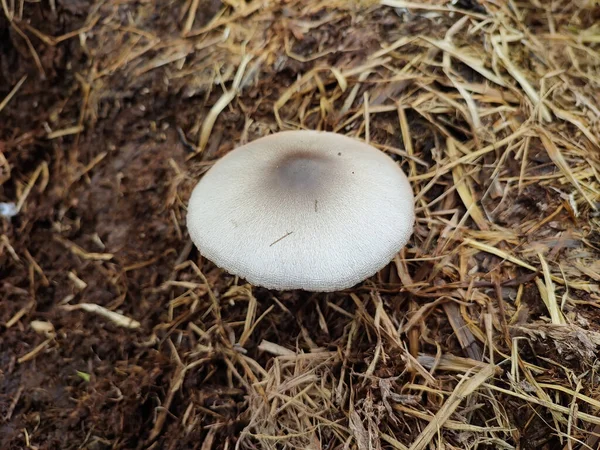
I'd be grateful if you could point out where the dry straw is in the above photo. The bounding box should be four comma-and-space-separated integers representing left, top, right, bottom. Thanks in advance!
2, 0, 600, 448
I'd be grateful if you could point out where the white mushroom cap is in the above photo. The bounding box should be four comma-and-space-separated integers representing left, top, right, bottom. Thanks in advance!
186, 130, 415, 292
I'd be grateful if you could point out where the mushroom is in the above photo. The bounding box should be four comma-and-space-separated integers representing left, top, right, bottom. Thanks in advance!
186, 130, 415, 292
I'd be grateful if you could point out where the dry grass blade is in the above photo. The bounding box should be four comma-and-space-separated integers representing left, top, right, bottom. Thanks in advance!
0, 75, 27, 113
56, 238, 114, 261
408, 364, 497, 450
447, 139, 488, 230
491, 37, 552, 122
17, 338, 53, 364
484, 383, 600, 426
538, 128, 597, 209
61, 303, 141, 329
464, 238, 536, 271
411, 128, 530, 182
380, 0, 487, 17
423, 37, 506, 87
258, 340, 296, 357
548, 104, 600, 148
195, 54, 252, 154
15, 162, 48, 212
46, 125, 84, 139
10, 22, 46, 78
183, 0, 201, 35
536, 253, 566, 325
394, 404, 510, 432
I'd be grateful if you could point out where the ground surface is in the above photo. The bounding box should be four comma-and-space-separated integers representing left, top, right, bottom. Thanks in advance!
1, 0, 600, 449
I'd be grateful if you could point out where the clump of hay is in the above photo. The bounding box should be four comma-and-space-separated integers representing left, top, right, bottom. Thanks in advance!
2, 0, 600, 449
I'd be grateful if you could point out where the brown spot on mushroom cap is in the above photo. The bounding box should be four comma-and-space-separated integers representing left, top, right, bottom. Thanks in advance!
186, 130, 415, 292
272, 150, 333, 192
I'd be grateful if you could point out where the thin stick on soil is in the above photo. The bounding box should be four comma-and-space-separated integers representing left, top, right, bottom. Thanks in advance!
0, 75, 26, 113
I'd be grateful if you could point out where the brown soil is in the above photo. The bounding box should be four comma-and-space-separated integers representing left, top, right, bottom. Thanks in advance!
2, 1, 600, 450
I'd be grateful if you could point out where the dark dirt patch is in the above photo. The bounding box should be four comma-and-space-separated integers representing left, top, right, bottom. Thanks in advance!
2, 1, 600, 449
